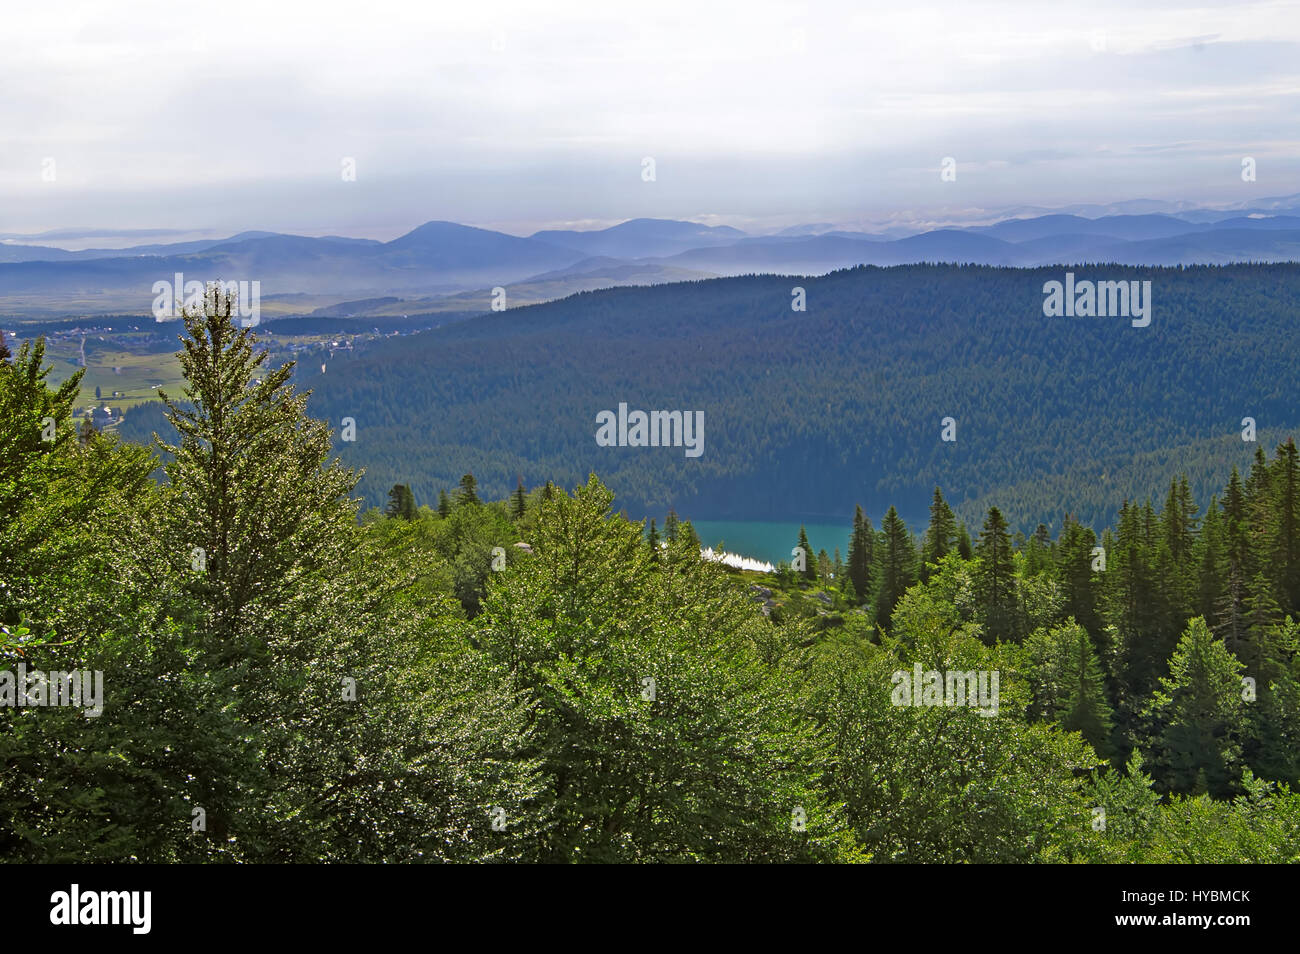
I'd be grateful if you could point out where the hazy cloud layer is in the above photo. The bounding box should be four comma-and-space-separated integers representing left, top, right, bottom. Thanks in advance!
2, 0, 1298, 240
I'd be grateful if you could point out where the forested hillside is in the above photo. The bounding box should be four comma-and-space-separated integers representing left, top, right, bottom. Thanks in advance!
748, 456, 1300, 804
236, 263, 1300, 533
5, 306, 1298, 862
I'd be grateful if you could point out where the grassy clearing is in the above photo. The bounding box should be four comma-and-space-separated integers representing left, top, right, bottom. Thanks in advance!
42, 336, 184, 415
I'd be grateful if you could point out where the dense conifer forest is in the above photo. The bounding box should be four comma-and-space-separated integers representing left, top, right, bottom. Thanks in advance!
113, 263, 1300, 533
6, 299, 1298, 862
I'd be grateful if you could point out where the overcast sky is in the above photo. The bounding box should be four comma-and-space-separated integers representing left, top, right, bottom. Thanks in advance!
2, 0, 1298, 243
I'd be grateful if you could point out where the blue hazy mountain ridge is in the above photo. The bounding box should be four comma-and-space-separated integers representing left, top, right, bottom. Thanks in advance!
6, 205, 1300, 309
0, 230, 286, 263
971, 213, 1214, 242
223, 262, 1299, 533
0, 223, 588, 298
308, 296, 402, 317
971, 212, 1300, 242
1099, 229, 1300, 265
530, 218, 747, 258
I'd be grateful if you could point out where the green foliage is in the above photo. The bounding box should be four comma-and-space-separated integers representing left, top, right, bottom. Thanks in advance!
385, 483, 417, 520
456, 473, 480, 507
795, 525, 817, 582
2, 300, 539, 862
973, 506, 1018, 642
921, 487, 956, 579
846, 505, 873, 604
811, 594, 1102, 862
7, 293, 1300, 863
510, 475, 527, 521
874, 506, 916, 628
465, 476, 856, 862
1025, 619, 1115, 757
1146, 617, 1246, 796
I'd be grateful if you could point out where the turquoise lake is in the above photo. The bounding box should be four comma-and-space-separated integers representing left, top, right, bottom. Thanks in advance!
686, 520, 855, 565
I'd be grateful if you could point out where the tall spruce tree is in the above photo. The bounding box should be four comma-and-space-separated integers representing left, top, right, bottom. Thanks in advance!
1241, 571, 1282, 678
1147, 617, 1245, 796
1269, 439, 1300, 615
146, 287, 538, 861
154, 286, 358, 649
1195, 498, 1225, 629
385, 483, 417, 520
1026, 620, 1114, 757
873, 506, 915, 628
456, 473, 481, 507
973, 506, 1019, 642
1106, 499, 1171, 705
846, 505, 874, 603
511, 475, 528, 520
921, 486, 957, 580
796, 525, 817, 582
956, 522, 973, 560
1220, 470, 1250, 651
1024, 523, 1053, 577
1054, 516, 1100, 637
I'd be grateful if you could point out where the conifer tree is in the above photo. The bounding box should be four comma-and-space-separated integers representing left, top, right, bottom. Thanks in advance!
647, 518, 660, 553
1026, 620, 1114, 757
796, 525, 817, 582
679, 520, 702, 553
1106, 500, 1172, 703
456, 473, 480, 507
146, 287, 538, 861
817, 548, 832, 580
973, 506, 1018, 642
1024, 523, 1053, 577
1242, 571, 1282, 677
511, 475, 528, 520
1054, 516, 1100, 636
154, 286, 358, 648
1269, 439, 1300, 615
385, 483, 417, 520
437, 489, 452, 518
956, 522, 973, 560
1240, 616, 1300, 785
1196, 498, 1225, 629
1161, 477, 1197, 623
1162, 479, 1195, 568
873, 506, 915, 628
1220, 469, 1250, 651
1147, 617, 1245, 796
921, 486, 957, 579
846, 505, 873, 602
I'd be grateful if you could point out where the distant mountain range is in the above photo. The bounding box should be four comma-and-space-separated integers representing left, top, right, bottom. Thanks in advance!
6, 196, 1300, 318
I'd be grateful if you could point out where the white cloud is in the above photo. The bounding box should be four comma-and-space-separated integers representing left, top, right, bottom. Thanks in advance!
1, 0, 1297, 234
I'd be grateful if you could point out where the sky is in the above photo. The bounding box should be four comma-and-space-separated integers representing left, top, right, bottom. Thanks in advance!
2, 0, 1299, 243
